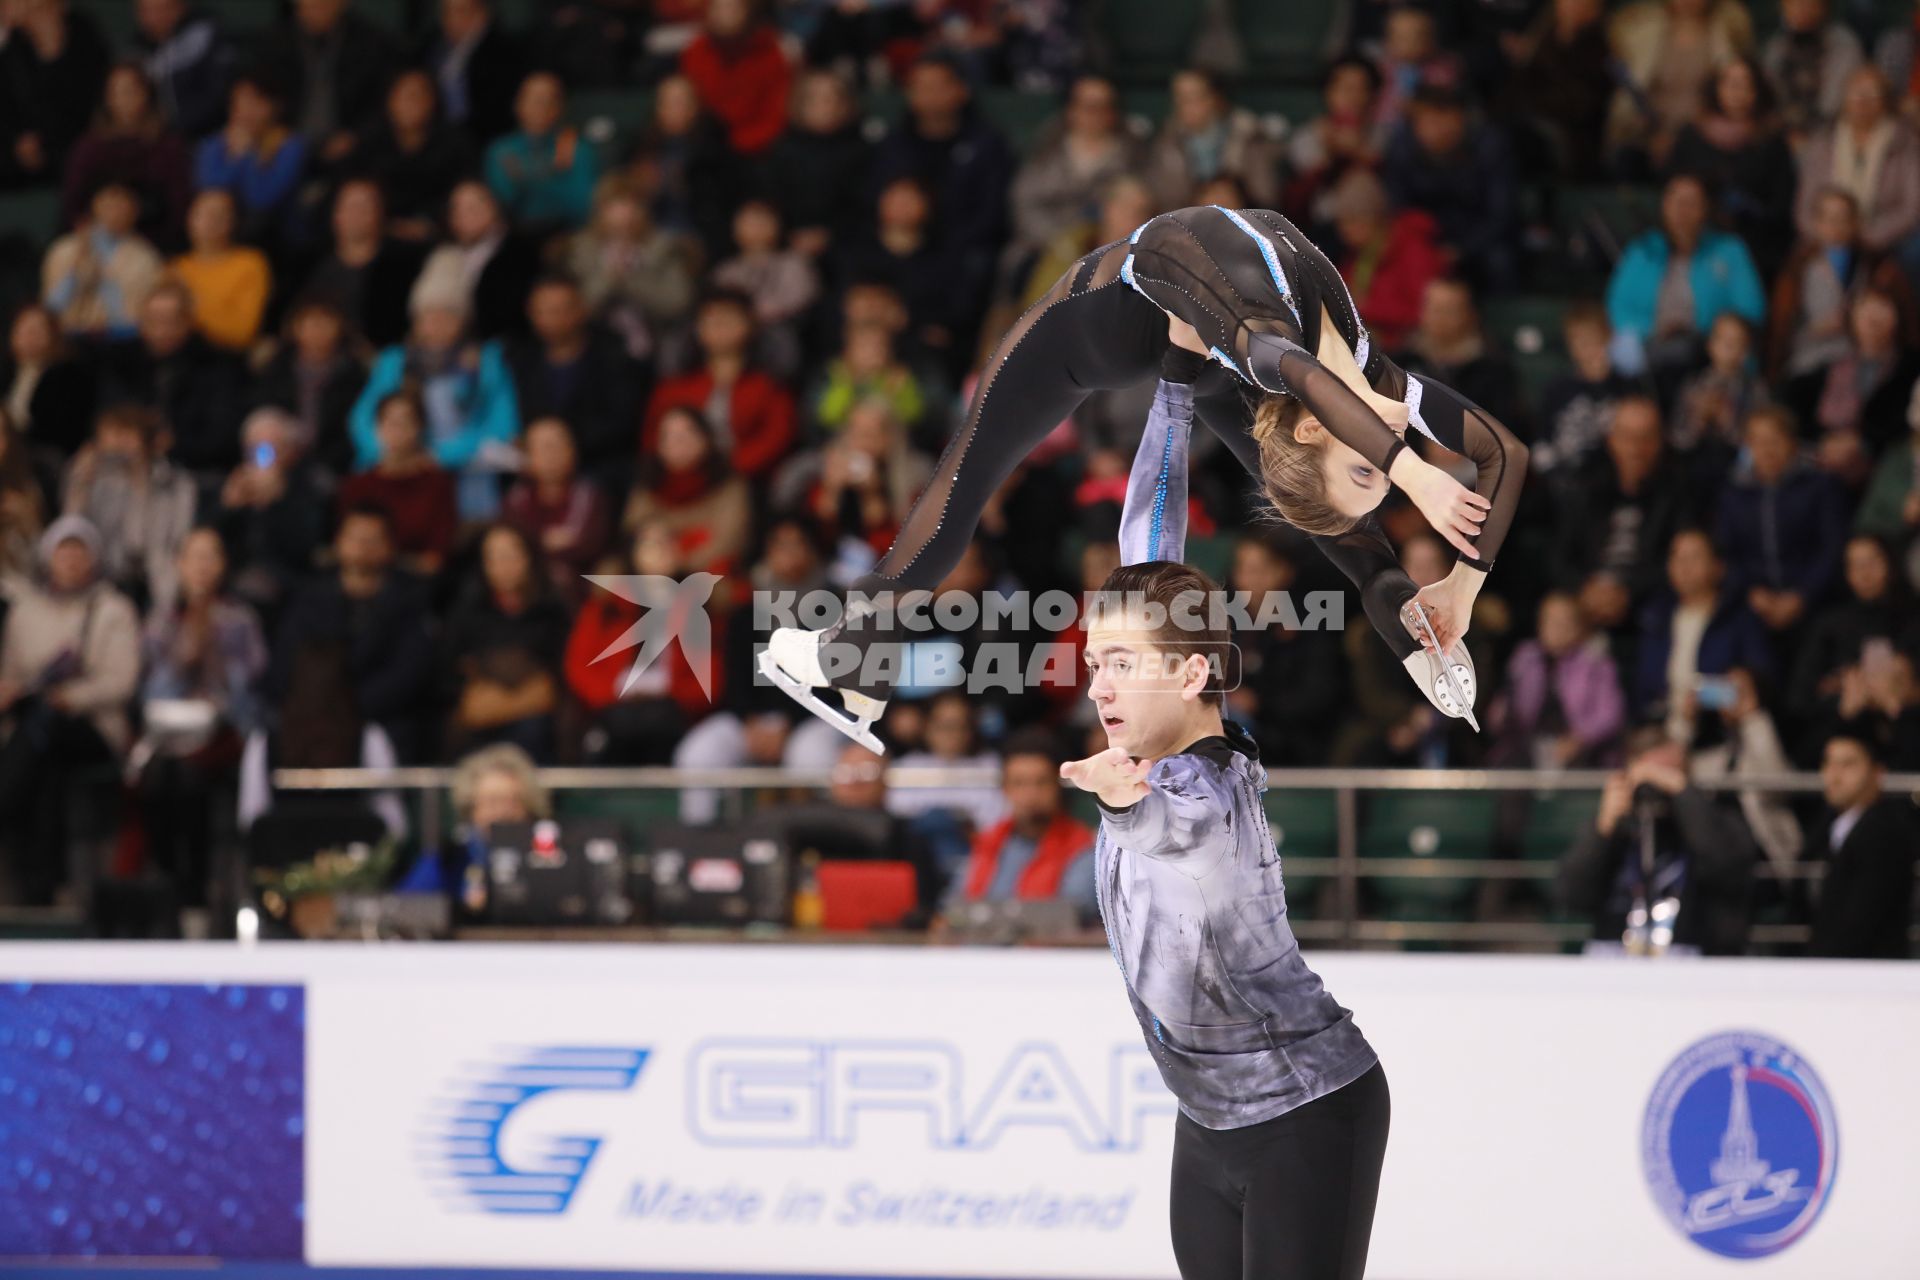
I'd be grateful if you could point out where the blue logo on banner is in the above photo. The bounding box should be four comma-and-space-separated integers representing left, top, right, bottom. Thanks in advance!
0, 982, 305, 1259
425, 1048, 648, 1215
1641, 1030, 1837, 1259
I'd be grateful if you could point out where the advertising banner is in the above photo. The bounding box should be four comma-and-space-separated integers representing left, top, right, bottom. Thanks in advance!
0, 945, 1916, 1278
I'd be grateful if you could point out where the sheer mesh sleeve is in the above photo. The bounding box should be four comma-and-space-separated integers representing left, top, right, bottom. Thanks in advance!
1368, 356, 1531, 572
1313, 522, 1421, 662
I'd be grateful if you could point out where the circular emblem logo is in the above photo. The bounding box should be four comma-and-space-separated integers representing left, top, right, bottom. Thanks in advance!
1642, 1031, 1837, 1259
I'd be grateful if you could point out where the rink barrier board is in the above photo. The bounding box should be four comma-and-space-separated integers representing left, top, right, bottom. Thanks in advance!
0, 944, 1916, 1279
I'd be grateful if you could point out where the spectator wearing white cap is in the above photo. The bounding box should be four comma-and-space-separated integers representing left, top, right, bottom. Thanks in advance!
0, 515, 140, 905
348, 266, 520, 520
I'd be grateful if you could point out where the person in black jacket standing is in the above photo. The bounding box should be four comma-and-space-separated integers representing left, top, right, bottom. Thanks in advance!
1559, 725, 1759, 955
1807, 725, 1918, 959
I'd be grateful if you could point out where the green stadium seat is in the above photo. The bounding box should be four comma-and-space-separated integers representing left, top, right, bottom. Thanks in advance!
572, 86, 656, 144
1266, 787, 1337, 911
1184, 533, 1233, 585
0, 189, 62, 250
1556, 183, 1660, 259
976, 86, 1064, 157
356, 0, 414, 37
1098, 0, 1205, 86
76, 0, 135, 52
555, 788, 680, 837
1234, 0, 1344, 80
1483, 293, 1576, 406
1517, 789, 1601, 862
1359, 790, 1496, 919
1238, 86, 1324, 132
200, 0, 281, 35
1120, 87, 1170, 135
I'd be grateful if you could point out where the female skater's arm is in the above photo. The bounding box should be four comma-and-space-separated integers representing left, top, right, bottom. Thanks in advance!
1365, 358, 1532, 651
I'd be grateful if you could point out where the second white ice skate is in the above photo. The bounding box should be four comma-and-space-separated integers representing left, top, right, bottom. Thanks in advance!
759, 625, 889, 755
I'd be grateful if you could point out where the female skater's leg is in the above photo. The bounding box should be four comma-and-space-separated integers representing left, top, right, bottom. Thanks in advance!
759, 241, 1167, 740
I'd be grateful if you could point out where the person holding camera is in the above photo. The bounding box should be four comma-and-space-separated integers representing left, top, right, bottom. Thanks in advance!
1558, 724, 1759, 955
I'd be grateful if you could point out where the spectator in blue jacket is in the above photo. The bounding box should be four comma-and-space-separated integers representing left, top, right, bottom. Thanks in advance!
1635, 528, 1774, 744
351, 271, 520, 521
484, 71, 601, 234
1383, 83, 1519, 290
1606, 172, 1766, 381
1714, 404, 1849, 639
193, 73, 308, 247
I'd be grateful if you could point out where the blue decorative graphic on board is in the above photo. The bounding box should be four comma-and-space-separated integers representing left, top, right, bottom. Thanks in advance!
1641, 1030, 1837, 1259
424, 1048, 649, 1215
0, 982, 305, 1258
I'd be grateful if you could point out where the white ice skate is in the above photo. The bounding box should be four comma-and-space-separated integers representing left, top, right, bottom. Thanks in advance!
759, 625, 889, 755
1401, 602, 1480, 731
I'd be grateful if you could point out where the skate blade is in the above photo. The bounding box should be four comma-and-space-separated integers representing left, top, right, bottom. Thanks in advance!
758, 649, 888, 756
1406, 603, 1480, 733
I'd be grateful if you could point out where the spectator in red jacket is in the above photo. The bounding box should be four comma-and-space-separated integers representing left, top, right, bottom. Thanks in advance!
1327, 168, 1447, 352
564, 522, 723, 763
642, 289, 796, 482
679, 0, 793, 157
501, 416, 612, 600
336, 390, 458, 577
940, 730, 1096, 922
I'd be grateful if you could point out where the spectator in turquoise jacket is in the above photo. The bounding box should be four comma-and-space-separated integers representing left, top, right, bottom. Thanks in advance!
1606, 172, 1767, 380
483, 72, 601, 234
351, 273, 520, 521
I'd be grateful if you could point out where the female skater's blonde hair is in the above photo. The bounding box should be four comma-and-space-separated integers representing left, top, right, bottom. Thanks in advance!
1251, 398, 1359, 538
1246, 302, 1402, 539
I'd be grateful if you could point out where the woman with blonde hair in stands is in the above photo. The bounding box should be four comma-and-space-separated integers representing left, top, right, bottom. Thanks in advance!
396, 742, 552, 908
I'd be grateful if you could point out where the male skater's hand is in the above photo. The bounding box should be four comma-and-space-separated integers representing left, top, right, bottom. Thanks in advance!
1061, 747, 1150, 809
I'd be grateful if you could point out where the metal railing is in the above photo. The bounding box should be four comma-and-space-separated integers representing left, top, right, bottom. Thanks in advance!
270, 765, 1920, 952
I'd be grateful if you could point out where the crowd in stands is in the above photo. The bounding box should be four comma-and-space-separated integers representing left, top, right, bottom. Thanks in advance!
0, 0, 1913, 955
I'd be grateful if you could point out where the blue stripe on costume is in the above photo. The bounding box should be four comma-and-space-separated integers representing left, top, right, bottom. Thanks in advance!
1148, 409, 1175, 560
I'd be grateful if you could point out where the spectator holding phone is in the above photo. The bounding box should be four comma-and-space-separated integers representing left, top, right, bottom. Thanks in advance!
1634, 528, 1773, 747
1558, 724, 1758, 956
1685, 666, 1804, 881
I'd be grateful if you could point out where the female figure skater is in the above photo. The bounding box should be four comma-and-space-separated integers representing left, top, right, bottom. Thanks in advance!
762, 205, 1528, 748
1066, 351, 1388, 1278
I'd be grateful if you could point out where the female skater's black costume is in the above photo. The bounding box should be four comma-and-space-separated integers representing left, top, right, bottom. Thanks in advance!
834, 205, 1527, 693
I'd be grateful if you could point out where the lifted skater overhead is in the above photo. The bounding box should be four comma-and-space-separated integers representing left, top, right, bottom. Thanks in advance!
761, 205, 1526, 751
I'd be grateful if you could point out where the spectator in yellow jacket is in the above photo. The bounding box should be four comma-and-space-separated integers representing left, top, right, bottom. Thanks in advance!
170, 189, 271, 353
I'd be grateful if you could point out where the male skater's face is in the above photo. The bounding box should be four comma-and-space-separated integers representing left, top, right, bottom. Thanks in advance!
1084, 621, 1214, 760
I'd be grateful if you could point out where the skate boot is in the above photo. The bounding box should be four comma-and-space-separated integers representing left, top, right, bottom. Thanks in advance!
759, 616, 892, 755
1401, 602, 1480, 731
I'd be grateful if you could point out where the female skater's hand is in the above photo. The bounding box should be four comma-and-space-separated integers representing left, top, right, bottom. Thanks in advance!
1407, 565, 1484, 654
1060, 747, 1150, 809
1388, 454, 1491, 560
